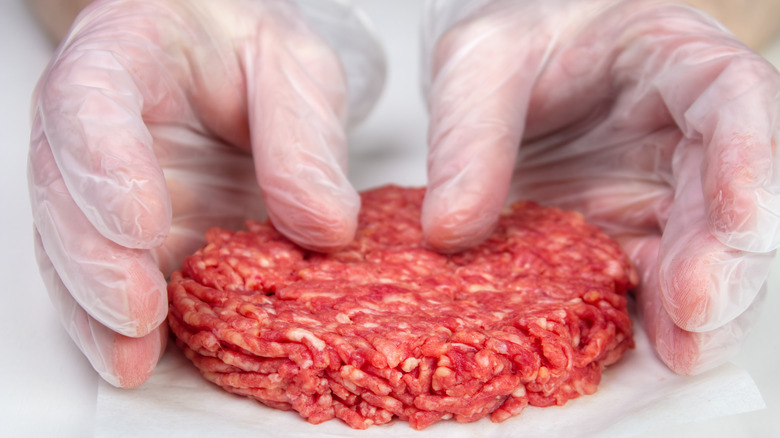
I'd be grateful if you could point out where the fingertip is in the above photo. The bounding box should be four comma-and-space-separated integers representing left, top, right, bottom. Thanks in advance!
264, 182, 360, 252
112, 324, 168, 389
421, 182, 506, 253
648, 293, 761, 376
647, 313, 702, 376
423, 226, 495, 254
657, 231, 771, 333
656, 242, 710, 331
631, 243, 703, 376
423, 112, 518, 253
421, 205, 499, 253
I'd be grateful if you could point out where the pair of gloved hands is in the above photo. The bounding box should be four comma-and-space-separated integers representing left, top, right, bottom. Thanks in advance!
28, 0, 780, 388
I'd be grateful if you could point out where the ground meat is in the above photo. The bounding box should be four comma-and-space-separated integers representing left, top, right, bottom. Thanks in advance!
167, 185, 637, 430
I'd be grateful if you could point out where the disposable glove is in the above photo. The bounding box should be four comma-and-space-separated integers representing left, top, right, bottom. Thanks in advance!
28, 0, 385, 388
421, 0, 780, 375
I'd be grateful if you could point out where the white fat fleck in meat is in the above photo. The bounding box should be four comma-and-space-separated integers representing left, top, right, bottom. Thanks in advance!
497, 333, 525, 346
341, 365, 368, 385
340, 375, 358, 391
475, 351, 491, 369
400, 357, 419, 372
491, 341, 509, 355
437, 355, 452, 367
432, 366, 453, 391
292, 314, 322, 325
382, 294, 417, 304
604, 259, 624, 279
285, 328, 326, 350
467, 284, 498, 292
450, 343, 478, 351
512, 384, 526, 397
268, 373, 283, 384
335, 312, 352, 324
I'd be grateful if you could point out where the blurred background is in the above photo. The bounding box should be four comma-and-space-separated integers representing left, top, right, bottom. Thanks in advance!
1, 1, 779, 436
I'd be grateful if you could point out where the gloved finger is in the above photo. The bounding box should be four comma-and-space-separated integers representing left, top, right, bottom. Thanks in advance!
658, 142, 774, 332
623, 234, 766, 375
292, 0, 387, 128
246, 4, 359, 252
34, 230, 167, 389
421, 9, 551, 252
28, 118, 167, 337
637, 4, 780, 252
35, 2, 171, 250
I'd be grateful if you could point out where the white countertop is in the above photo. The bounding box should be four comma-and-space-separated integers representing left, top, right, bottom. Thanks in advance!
1, 1, 778, 436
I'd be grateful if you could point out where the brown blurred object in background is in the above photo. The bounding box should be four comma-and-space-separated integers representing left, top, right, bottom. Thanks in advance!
686, 0, 780, 50
25, 0, 780, 55
27, 0, 93, 44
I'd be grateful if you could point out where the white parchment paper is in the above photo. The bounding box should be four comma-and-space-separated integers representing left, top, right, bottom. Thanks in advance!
94, 321, 765, 438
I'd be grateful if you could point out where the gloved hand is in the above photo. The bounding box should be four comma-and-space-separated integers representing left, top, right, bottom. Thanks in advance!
28, 0, 384, 388
421, 0, 780, 375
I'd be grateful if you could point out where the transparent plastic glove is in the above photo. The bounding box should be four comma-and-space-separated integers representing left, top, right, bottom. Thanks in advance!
421, 0, 780, 375
28, 0, 384, 388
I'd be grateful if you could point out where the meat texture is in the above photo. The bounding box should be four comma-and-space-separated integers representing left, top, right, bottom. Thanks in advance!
167, 185, 637, 430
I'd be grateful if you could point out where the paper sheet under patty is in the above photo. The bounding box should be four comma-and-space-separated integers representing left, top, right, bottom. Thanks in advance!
93, 319, 765, 438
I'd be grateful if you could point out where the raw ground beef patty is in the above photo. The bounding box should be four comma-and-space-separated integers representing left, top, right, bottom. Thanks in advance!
167, 185, 637, 430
